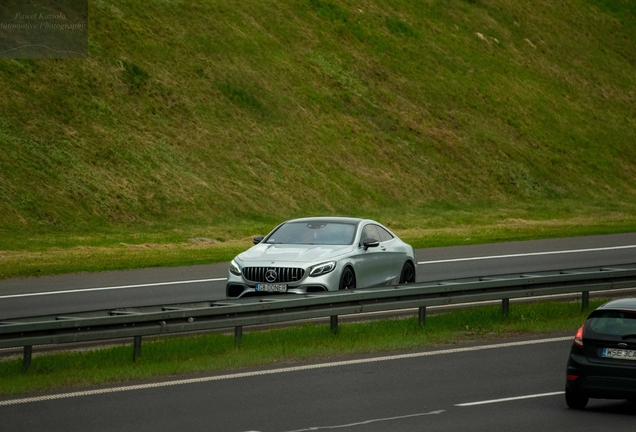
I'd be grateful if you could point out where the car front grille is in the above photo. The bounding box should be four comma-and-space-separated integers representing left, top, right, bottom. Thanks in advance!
242, 267, 305, 283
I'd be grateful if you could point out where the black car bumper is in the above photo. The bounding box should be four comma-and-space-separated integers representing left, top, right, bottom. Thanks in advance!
567, 352, 636, 399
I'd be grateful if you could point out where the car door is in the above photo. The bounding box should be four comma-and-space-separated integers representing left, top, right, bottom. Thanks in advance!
356, 223, 394, 287
375, 224, 403, 283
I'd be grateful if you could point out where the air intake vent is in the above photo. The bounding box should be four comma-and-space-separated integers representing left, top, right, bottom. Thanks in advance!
242, 267, 305, 283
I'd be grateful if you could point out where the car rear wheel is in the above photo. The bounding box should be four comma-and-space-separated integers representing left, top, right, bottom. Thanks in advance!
339, 267, 356, 290
565, 387, 589, 409
399, 261, 416, 284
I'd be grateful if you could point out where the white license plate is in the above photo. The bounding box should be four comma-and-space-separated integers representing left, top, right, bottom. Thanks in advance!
255, 283, 287, 293
602, 348, 636, 360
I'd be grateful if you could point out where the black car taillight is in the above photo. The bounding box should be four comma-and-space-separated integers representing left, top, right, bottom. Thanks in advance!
574, 325, 584, 347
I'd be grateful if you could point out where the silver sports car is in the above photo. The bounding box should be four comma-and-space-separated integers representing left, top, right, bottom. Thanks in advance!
226, 217, 417, 298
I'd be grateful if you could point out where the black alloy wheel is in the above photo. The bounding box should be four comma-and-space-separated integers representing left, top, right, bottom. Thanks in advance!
399, 261, 416, 284
339, 267, 356, 290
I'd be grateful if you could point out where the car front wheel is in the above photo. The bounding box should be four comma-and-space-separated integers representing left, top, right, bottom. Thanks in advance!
339, 267, 356, 290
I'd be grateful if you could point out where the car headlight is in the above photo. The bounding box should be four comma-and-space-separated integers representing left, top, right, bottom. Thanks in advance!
229, 259, 242, 276
309, 261, 336, 277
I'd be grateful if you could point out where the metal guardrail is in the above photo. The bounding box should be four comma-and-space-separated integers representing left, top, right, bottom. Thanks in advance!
2, 264, 636, 370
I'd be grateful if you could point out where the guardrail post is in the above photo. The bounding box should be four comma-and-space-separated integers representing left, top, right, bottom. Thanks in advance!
23, 346, 32, 371
418, 307, 427, 327
502, 298, 510, 316
234, 326, 243, 346
581, 291, 589, 311
330, 316, 338, 335
133, 336, 142, 361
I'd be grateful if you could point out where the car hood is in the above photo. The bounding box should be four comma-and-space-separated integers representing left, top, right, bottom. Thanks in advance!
238, 244, 354, 264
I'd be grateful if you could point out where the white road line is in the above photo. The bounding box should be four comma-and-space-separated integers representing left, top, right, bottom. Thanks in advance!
0, 336, 572, 407
418, 244, 636, 265
0, 278, 228, 300
5, 244, 634, 299
281, 410, 445, 432
454, 391, 565, 407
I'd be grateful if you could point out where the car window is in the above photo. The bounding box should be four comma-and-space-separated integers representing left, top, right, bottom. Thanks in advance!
376, 226, 394, 242
586, 310, 636, 338
266, 222, 356, 245
361, 224, 380, 242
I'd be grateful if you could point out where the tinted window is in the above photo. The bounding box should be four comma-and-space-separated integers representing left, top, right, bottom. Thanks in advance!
361, 224, 380, 242
586, 310, 636, 338
266, 222, 356, 245
376, 226, 394, 242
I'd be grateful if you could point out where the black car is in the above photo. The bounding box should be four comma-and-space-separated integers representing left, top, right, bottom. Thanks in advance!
565, 298, 636, 409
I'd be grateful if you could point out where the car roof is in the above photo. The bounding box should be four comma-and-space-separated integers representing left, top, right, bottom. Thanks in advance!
597, 298, 636, 312
285, 216, 366, 225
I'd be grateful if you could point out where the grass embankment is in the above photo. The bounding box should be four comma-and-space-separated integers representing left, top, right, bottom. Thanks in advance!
1, 0, 635, 279
0, 300, 601, 397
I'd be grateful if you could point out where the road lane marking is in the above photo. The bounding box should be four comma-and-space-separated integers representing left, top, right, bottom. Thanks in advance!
0, 336, 572, 407
0, 278, 228, 299
418, 244, 636, 265
280, 410, 445, 432
5, 244, 634, 298
455, 391, 564, 406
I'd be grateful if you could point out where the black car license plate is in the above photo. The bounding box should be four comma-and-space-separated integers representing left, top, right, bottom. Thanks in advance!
255, 283, 288, 293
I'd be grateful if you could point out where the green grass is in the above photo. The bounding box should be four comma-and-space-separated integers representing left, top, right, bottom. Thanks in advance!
0, 0, 635, 278
0, 300, 602, 397
1, 199, 636, 280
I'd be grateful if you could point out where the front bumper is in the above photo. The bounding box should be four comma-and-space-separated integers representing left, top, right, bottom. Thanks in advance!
226, 265, 344, 298
226, 283, 329, 298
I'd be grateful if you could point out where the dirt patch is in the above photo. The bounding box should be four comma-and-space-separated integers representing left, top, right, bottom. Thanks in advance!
187, 238, 217, 244
120, 243, 170, 249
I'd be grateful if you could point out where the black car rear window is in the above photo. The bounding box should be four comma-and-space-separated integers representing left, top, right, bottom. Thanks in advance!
586, 310, 636, 339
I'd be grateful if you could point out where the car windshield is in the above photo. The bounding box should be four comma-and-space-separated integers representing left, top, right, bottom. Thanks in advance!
586, 310, 636, 338
265, 222, 356, 245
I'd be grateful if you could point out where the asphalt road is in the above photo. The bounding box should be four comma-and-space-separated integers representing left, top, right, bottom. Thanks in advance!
2, 336, 635, 431
0, 232, 635, 319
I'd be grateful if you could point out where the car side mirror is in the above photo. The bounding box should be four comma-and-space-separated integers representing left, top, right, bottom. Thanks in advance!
362, 238, 380, 250
253, 235, 264, 245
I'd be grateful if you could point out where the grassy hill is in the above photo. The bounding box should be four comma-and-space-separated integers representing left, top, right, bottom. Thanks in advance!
0, 0, 635, 278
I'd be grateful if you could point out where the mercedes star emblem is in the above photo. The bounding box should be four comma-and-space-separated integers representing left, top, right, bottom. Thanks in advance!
265, 269, 277, 283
